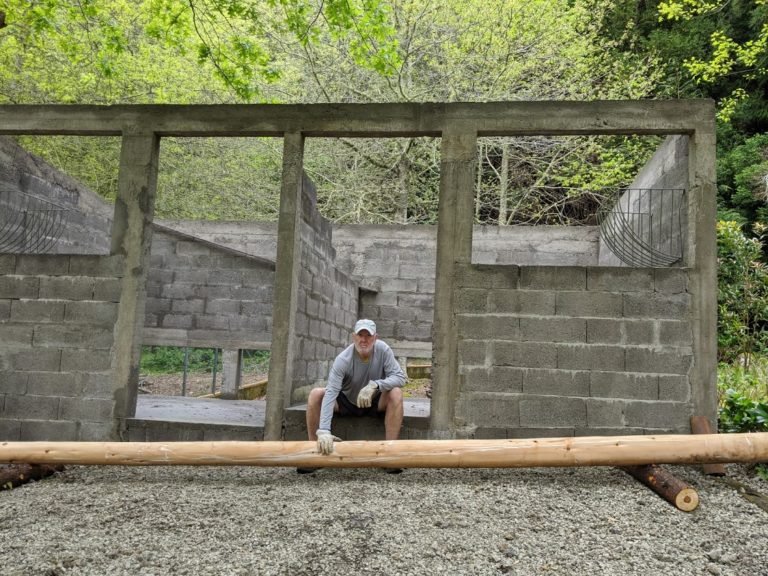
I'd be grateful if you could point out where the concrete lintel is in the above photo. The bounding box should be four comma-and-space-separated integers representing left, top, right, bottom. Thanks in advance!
0, 100, 714, 137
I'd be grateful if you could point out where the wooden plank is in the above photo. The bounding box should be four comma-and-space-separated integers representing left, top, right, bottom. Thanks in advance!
1, 432, 766, 468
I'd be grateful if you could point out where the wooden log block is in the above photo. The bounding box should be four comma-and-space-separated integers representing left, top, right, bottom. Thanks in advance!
0, 464, 64, 490
622, 464, 699, 512
690, 416, 727, 476
1, 432, 767, 468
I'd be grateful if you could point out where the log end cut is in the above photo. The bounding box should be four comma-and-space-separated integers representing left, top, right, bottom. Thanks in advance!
675, 487, 699, 512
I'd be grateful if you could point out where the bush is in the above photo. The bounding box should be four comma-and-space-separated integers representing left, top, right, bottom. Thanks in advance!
140, 346, 270, 375
718, 388, 768, 433
717, 221, 768, 364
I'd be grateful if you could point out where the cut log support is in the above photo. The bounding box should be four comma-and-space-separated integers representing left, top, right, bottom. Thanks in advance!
1, 432, 767, 468
622, 464, 699, 512
690, 416, 727, 476
0, 464, 64, 490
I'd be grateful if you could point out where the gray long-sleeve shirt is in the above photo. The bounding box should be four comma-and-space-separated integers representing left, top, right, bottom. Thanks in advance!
318, 339, 407, 432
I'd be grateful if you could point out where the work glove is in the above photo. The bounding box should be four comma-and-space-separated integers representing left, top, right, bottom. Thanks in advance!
356, 381, 379, 408
316, 429, 341, 455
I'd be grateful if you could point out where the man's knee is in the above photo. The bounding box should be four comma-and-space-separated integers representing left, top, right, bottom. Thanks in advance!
385, 387, 403, 408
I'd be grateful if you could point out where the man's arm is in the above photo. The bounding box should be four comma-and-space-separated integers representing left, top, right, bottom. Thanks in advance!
373, 344, 407, 391
317, 358, 345, 431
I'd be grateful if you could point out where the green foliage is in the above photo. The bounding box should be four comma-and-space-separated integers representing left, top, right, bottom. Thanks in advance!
717, 220, 768, 363
718, 388, 768, 433
140, 346, 269, 374
717, 133, 768, 224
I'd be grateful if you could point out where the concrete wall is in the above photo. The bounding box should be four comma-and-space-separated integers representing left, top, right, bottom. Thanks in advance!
0, 136, 112, 254
0, 254, 123, 441
143, 225, 275, 350
454, 264, 693, 437
291, 177, 359, 402
599, 136, 689, 266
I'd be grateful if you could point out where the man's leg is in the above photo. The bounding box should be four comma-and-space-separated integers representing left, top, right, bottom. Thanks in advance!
378, 387, 404, 441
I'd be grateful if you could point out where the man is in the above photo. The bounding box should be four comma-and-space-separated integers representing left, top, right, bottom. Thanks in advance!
300, 318, 407, 474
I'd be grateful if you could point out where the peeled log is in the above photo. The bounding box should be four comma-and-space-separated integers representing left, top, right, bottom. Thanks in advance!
1, 433, 768, 468
690, 416, 727, 476
622, 464, 699, 512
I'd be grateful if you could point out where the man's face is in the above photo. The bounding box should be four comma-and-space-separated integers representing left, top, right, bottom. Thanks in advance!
353, 329, 377, 358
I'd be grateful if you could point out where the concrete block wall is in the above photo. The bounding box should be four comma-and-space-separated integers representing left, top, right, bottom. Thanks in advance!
291, 177, 359, 402
0, 254, 123, 441
453, 264, 693, 437
143, 227, 275, 349
0, 136, 113, 254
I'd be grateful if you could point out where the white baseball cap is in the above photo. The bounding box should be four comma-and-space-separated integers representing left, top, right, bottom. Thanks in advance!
353, 319, 377, 335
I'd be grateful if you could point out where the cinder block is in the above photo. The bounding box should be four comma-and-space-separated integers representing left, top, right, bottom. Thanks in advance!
521, 266, 586, 290
207, 269, 243, 286
26, 372, 79, 397
493, 341, 557, 368
454, 288, 488, 313
460, 366, 523, 393
397, 293, 434, 309
458, 314, 520, 341
174, 269, 209, 284
456, 392, 520, 428
587, 268, 653, 292
145, 297, 172, 314
623, 293, 690, 320
3, 394, 60, 419
557, 344, 624, 371
0, 324, 34, 346
586, 319, 622, 344
586, 398, 626, 428
624, 400, 690, 429
11, 299, 65, 322
519, 395, 587, 427
59, 397, 113, 422
177, 240, 211, 256
455, 264, 519, 289
556, 291, 623, 318
488, 290, 556, 315
64, 301, 118, 326
68, 255, 124, 277
10, 349, 61, 371
205, 299, 241, 315
472, 427, 509, 439
0, 254, 15, 274
659, 320, 692, 346
172, 298, 205, 314
20, 419, 78, 441
16, 255, 70, 276
0, 372, 28, 394
590, 371, 658, 400
575, 426, 645, 436
0, 276, 40, 298
520, 317, 585, 343
92, 278, 123, 302
624, 320, 656, 345
77, 373, 113, 399
60, 350, 112, 372
78, 421, 113, 441
507, 427, 575, 439
33, 325, 114, 350
399, 264, 435, 279
39, 276, 95, 300
522, 368, 590, 396
625, 347, 692, 375
658, 375, 690, 401
0, 418, 21, 440
654, 268, 689, 294
0, 299, 9, 320
162, 314, 194, 329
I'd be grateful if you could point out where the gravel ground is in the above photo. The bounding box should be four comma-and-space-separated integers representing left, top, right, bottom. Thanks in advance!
0, 463, 766, 576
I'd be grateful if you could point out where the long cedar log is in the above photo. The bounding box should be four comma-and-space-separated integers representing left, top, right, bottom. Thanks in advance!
622, 464, 699, 512
1, 433, 767, 468
690, 416, 727, 476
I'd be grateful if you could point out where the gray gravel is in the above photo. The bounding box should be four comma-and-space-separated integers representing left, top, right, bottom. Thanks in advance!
0, 464, 766, 575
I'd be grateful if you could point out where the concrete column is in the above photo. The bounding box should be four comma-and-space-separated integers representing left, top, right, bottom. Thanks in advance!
687, 104, 718, 429
220, 349, 242, 400
264, 132, 304, 440
430, 128, 477, 436
110, 131, 160, 439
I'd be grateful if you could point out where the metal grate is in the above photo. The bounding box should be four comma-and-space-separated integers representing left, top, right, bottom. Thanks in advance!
0, 188, 70, 254
599, 188, 685, 267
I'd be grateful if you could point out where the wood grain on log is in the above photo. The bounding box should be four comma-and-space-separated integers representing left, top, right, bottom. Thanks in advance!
690, 416, 727, 476
622, 464, 699, 512
1, 433, 767, 468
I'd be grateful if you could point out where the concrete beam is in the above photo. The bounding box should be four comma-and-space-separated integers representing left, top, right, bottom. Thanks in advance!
0, 100, 713, 137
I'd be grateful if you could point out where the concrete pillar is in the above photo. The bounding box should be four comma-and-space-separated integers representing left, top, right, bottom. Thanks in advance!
687, 104, 718, 429
264, 132, 304, 440
220, 349, 242, 400
110, 131, 160, 439
430, 128, 477, 436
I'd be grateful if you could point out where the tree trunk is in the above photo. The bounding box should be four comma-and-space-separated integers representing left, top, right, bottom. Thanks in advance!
1, 433, 767, 468
622, 464, 699, 512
